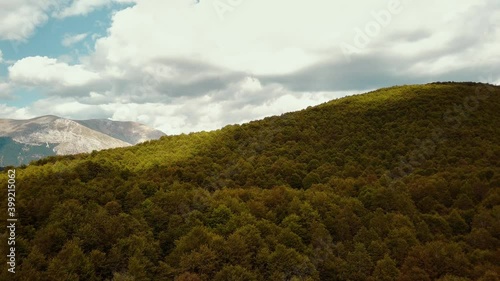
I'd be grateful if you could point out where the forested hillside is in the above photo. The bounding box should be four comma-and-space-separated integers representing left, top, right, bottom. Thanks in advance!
1, 82, 499, 280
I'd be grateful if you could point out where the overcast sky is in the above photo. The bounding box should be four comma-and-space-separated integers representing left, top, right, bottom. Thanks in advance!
0, 0, 499, 134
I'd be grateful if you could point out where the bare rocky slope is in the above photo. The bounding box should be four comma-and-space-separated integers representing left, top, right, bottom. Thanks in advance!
75, 118, 165, 144
0, 115, 165, 166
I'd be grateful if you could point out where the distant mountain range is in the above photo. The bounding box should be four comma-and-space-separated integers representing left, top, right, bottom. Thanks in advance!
0, 115, 165, 166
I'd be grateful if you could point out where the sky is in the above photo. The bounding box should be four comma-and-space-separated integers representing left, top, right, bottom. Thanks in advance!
0, 0, 499, 134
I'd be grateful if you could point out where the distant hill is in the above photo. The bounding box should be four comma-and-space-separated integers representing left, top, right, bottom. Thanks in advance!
1, 82, 498, 281
74, 119, 165, 145
0, 115, 165, 166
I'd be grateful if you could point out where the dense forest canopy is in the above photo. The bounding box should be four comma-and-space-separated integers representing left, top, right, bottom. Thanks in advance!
1, 82, 499, 280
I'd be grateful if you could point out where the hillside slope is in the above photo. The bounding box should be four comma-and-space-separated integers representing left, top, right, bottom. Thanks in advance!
1, 82, 499, 281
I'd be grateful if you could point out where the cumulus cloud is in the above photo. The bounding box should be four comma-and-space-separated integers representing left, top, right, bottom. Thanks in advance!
0, 104, 33, 119
88, 0, 500, 92
0, 0, 55, 41
0, 0, 136, 41
92, 0, 497, 77
31, 97, 111, 119
8, 56, 102, 94
92, 0, 377, 76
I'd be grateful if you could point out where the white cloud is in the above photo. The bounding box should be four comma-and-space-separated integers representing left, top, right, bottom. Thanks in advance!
0, 0, 136, 41
91, 0, 497, 79
62, 33, 88, 47
33, 97, 109, 118
0, 97, 110, 120
0, 0, 55, 41
0, 104, 33, 119
9, 56, 100, 90
54, 0, 108, 18
53, 0, 137, 19
93, 0, 367, 75
0, 49, 3, 63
